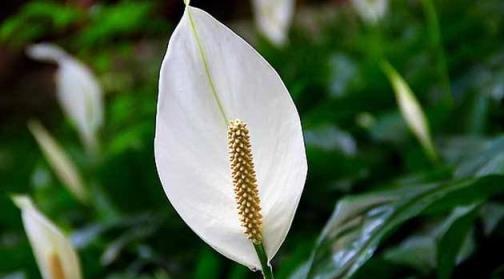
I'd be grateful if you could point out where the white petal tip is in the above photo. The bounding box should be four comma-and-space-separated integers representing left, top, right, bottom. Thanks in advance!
11, 195, 33, 210
26, 43, 68, 62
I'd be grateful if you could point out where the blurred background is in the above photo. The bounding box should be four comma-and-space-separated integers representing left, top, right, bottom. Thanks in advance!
1, 0, 503, 278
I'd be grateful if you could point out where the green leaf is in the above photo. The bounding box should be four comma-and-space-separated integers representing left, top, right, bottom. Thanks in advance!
0, 1, 82, 44
437, 203, 480, 279
305, 176, 504, 279
384, 233, 436, 273
193, 248, 221, 279
453, 136, 504, 178
481, 202, 504, 235
78, 2, 155, 47
383, 204, 477, 274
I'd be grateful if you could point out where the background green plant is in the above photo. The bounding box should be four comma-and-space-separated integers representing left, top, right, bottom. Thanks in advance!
0, 0, 503, 278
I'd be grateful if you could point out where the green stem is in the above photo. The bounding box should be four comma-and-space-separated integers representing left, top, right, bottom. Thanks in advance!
368, 22, 384, 63
254, 243, 275, 279
421, 0, 453, 107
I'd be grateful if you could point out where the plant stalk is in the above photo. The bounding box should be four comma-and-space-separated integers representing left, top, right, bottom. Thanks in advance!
254, 243, 275, 279
421, 0, 453, 107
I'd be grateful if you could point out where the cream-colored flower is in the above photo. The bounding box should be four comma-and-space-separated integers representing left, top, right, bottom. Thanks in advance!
382, 61, 438, 161
28, 120, 88, 203
155, 3, 307, 270
252, 0, 295, 45
12, 195, 82, 279
27, 43, 104, 154
351, 0, 388, 24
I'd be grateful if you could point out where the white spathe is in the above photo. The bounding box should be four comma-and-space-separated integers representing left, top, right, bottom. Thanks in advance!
155, 6, 307, 270
351, 0, 388, 24
12, 195, 82, 279
27, 43, 104, 154
28, 120, 88, 203
382, 61, 437, 161
252, 0, 295, 45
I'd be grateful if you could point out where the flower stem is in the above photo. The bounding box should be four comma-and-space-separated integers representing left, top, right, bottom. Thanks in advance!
254, 243, 275, 279
421, 0, 452, 107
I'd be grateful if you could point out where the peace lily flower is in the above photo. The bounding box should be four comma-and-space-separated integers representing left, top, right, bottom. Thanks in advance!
12, 195, 82, 279
154, 0, 307, 276
251, 0, 295, 46
28, 120, 88, 203
26, 43, 104, 155
381, 61, 438, 162
350, 0, 388, 24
